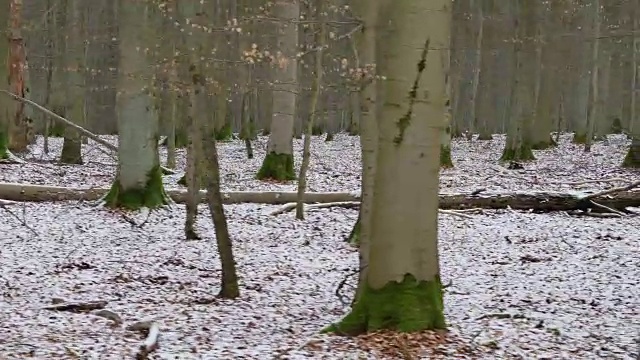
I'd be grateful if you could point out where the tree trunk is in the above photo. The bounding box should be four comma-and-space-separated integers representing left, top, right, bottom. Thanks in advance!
104, 0, 170, 210
59, 0, 85, 164
624, 2, 640, 167
7, 0, 28, 152
256, 0, 298, 181
330, 0, 450, 335
295, 1, 324, 220
584, 0, 601, 152
501, 0, 536, 161
0, 0, 10, 159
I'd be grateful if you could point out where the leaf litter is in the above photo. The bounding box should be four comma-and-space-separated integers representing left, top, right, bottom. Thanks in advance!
0, 133, 638, 359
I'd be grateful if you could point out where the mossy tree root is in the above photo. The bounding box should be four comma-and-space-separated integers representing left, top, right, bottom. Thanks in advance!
257, 152, 295, 181
104, 166, 170, 210
440, 145, 454, 168
324, 274, 446, 336
500, 144, 535, 162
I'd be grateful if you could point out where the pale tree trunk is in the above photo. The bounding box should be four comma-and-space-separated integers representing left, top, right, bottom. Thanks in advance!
295, 0, 324, 220
466, 0, 484, 140
104, 0, 169, 210
257, 0, 298, 181
584, 0, 601, 152
501, 0, 536, 162
475, 0, 501, 140
330, 0, 450, 334
59, 0, 85, 164
532, 1, 562, 149
623, 0, 640, 167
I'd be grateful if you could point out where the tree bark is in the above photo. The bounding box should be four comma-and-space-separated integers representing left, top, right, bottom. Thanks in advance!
329, 0, 451, 335
256, 0, 299, 181
103, 0, 170, 209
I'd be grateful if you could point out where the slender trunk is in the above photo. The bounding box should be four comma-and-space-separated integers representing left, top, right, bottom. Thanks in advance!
584, 0, 601, 152
296, 2, 324, 220
623, 1, 640, 167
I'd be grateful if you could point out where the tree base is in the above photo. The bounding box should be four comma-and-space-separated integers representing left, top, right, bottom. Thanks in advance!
622, 145, 640, 168
215, 123, 233, 141
104, 166, 170, 210
257, 152, 295, 181
531, 137, 557, 150
572, 133, 587, 144
325, 133, 334, 142
440, 146, 454, 168
60, 136, 83, 165
500, 144, 535, 162
346, 216, 361, 244
325, 274, 445, 335
477, 133, 493, 140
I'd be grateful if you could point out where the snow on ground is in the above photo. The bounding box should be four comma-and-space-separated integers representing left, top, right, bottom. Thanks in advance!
0, 133, 639, 359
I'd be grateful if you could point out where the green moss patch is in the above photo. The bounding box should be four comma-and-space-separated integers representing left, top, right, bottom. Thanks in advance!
257, 152, 295, 181
104, 165, 170, 210
325, 273, 446, 336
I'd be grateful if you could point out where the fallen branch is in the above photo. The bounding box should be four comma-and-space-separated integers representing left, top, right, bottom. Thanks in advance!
0, 182, 639, 212
135, 322, 160, 360
0, 90, 175, 175
43, 300, 107, 313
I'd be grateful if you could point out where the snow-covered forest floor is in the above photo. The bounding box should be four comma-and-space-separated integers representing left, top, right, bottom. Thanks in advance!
0, 134, 638, 359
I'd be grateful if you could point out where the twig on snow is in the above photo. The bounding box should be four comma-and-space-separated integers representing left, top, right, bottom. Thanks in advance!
475, 312, 527, 321
335, 268, 360, 306
91, 309, 124, 326
0, 199, 39, 237
582, 180, 640, 201
270, 201, 360, 216
440, 209, 474, 219
135, 322, 160, 360
590, 201, 627, 216
549, 177, 629, 186
43, 300, 108, 313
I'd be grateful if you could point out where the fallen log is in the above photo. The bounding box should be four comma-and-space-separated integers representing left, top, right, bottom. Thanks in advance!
0, 182, 360, 204
0, 182, 638, 212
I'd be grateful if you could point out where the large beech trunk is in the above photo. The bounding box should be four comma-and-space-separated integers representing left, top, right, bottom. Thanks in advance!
328, 0, 451, 335
103, 0, 169, 209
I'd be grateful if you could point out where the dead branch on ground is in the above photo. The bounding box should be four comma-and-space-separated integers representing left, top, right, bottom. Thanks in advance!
43, 300, 108, 313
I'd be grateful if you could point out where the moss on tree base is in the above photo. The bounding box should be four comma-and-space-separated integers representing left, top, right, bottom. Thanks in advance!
440, 146, 454, 168
104, 165, 170, 210
346, 216, 361, 244
60, 135, 83, 164
531, 137, 557, 150
215, 123, 233, 141
325, 274, 446, 335
572, 132, 587, 144
622, 146, 640, 168
500, 144, 535, 162
257, 152, 295, 181
0, 131, 9, 160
